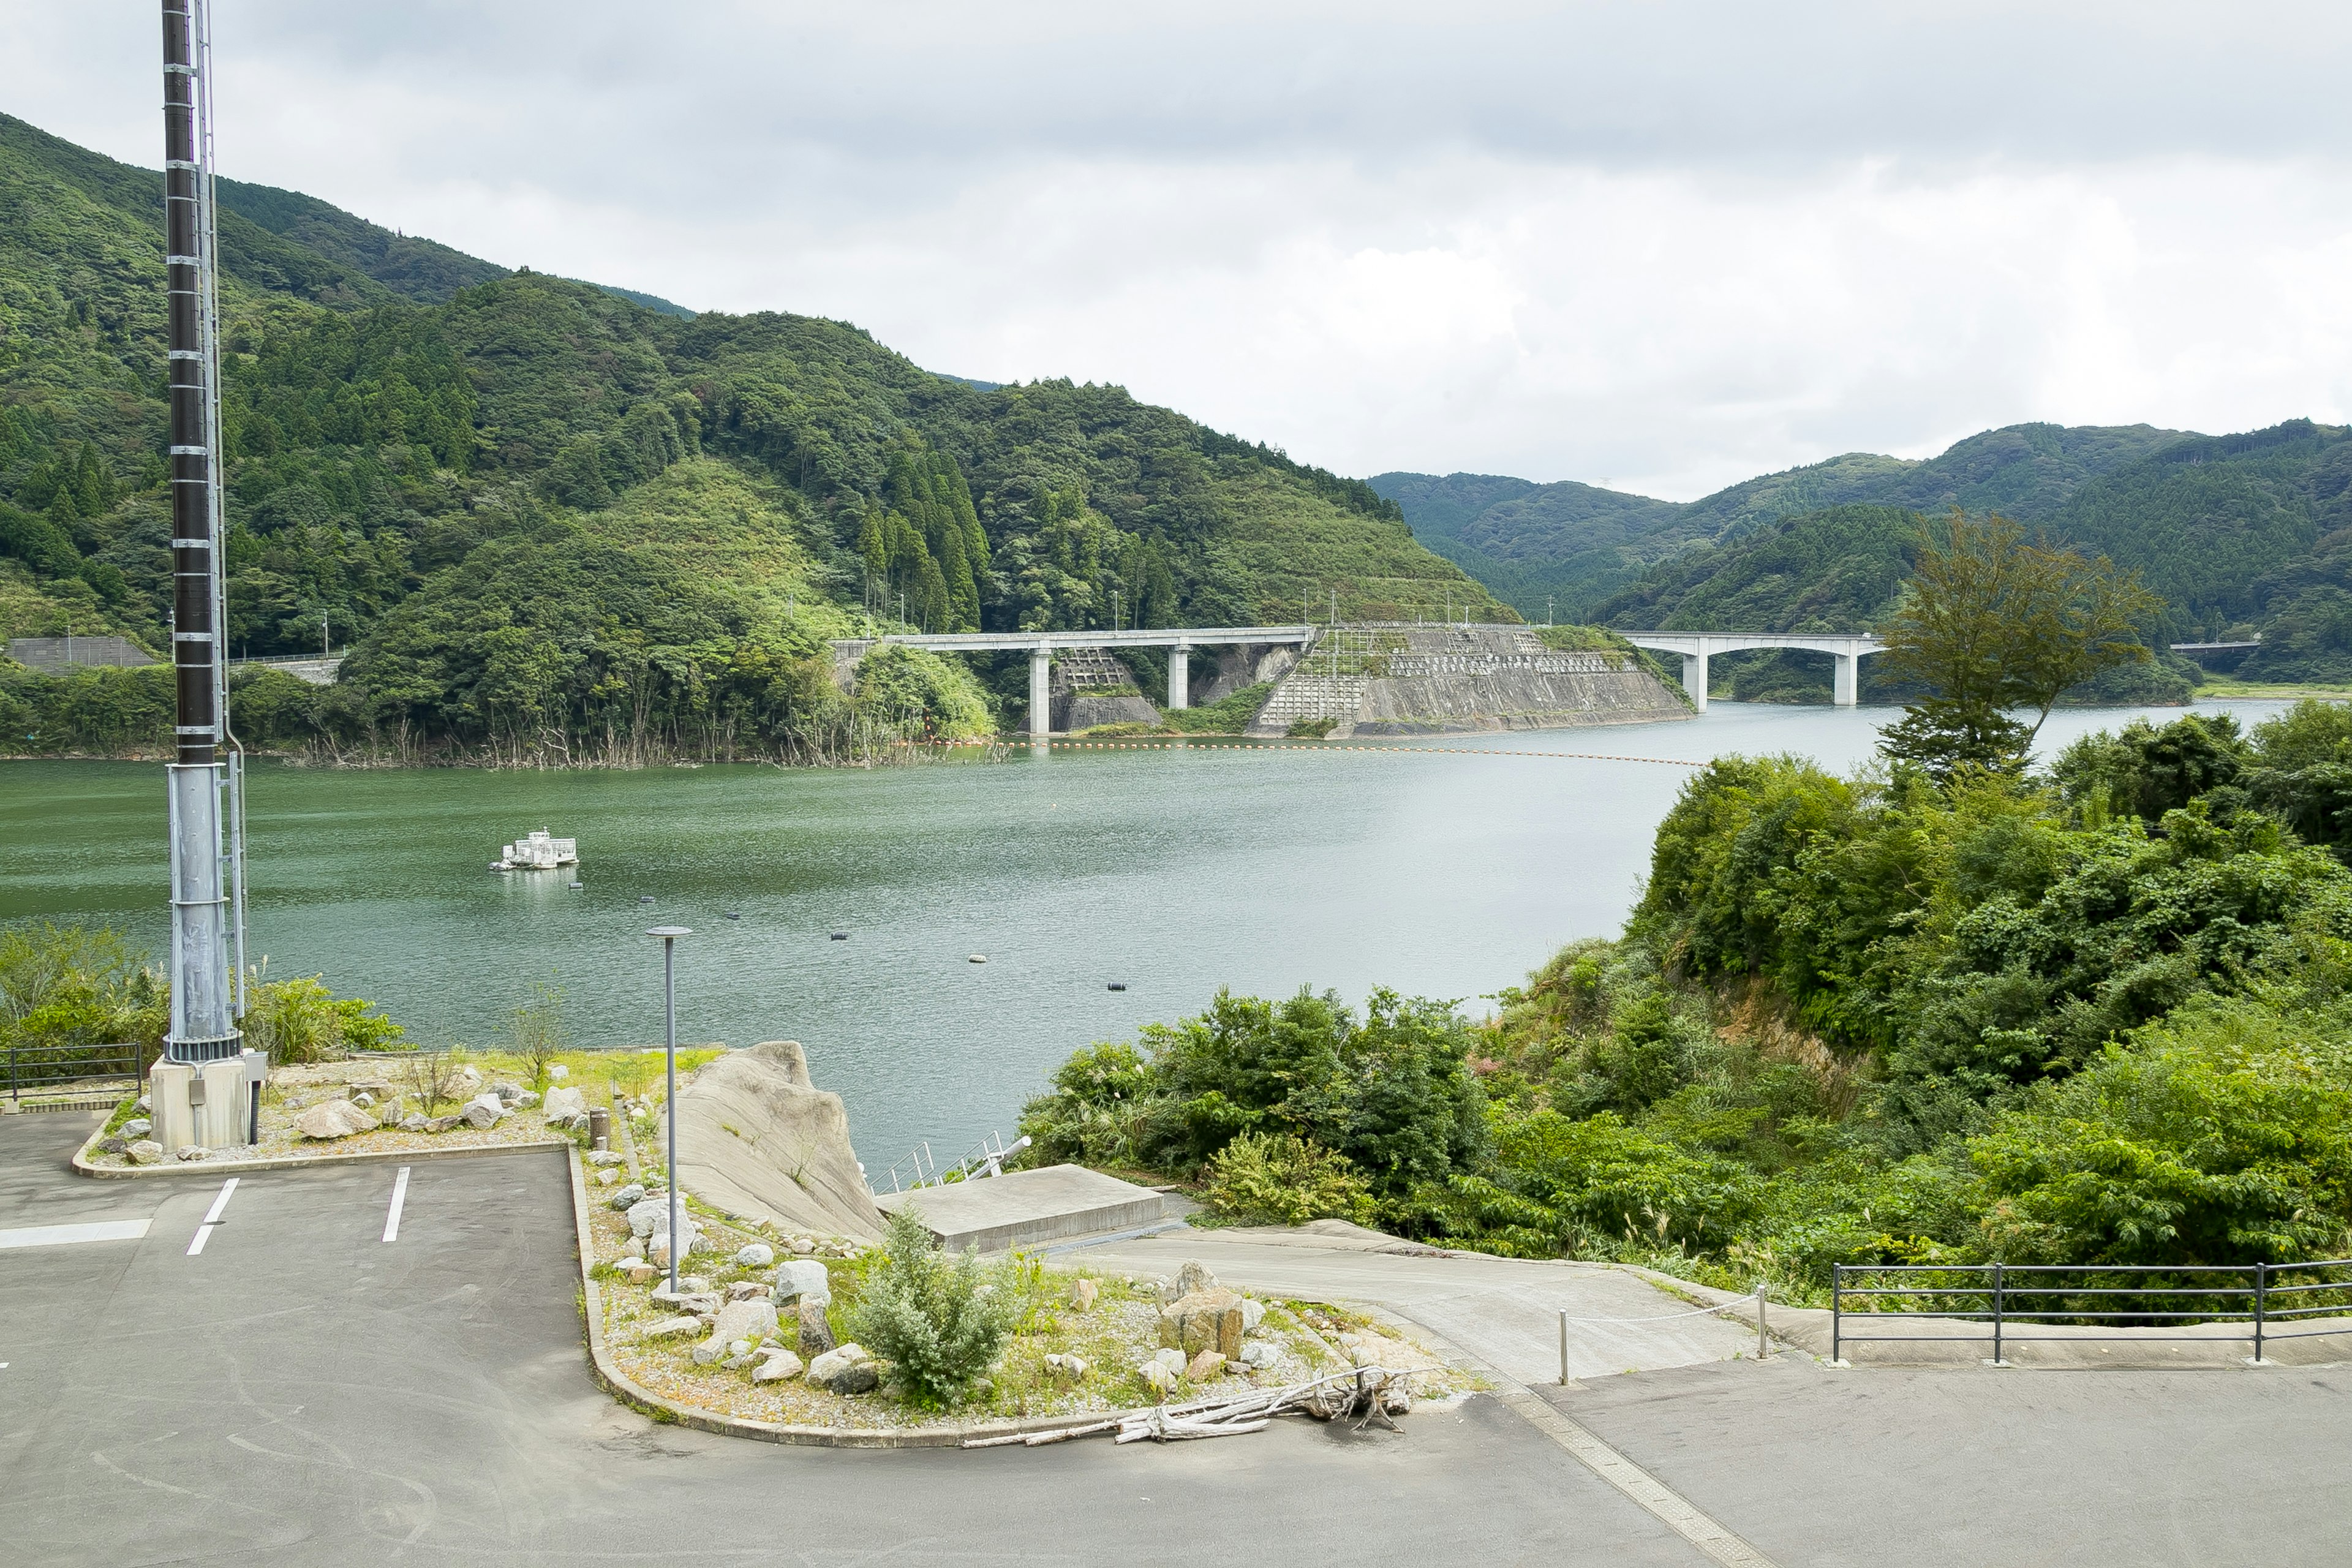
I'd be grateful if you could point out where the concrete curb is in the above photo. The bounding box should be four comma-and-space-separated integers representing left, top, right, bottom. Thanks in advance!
564, 1147, 1169, 1450
73, 1127, 573, 1180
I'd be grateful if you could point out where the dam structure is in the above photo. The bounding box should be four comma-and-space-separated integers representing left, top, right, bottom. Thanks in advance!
1616, 631, 1886, 713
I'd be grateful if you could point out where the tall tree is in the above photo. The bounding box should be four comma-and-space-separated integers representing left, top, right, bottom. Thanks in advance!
1878, 510, 2161, 777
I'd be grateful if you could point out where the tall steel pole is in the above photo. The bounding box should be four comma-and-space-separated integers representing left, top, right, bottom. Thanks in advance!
648, 926, 691, 1292
161, 0, 239, 1065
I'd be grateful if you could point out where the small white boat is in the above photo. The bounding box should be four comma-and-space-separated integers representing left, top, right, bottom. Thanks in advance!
494, 829, 578, 871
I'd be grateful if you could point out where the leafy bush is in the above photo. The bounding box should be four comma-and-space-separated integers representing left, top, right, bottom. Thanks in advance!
1203, 1133, 1374, 1226
239, 973, 403, 1063
846, 1206, 1015, 1407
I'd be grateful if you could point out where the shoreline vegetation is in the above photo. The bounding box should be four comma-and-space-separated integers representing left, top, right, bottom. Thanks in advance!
1018, 699, 2352, 1305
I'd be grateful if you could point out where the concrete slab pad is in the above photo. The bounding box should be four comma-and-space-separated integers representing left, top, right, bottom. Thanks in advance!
874, 1163, 1164, 1253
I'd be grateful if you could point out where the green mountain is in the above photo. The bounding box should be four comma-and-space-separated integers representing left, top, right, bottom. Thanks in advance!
1374, 423, 2188, 625
0, 111, 1498, 756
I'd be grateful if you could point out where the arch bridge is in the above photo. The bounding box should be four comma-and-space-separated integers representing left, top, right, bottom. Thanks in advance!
1617, 631, 1885, 712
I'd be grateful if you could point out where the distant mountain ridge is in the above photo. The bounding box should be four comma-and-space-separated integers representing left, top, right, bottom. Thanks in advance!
1373, 422, 2189, 624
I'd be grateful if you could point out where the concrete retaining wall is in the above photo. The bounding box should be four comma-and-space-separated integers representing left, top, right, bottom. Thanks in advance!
1248, 625, 1691, 737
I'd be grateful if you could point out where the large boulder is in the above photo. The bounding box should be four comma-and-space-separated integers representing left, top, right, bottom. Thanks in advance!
671, 1041, 884, 1242
543, 1086, 589, 1121
459, 1092, 504, 1129
771, 1259, 831, 1305
1158, 1288, 1245, 1359
696, 1298, 779, 1363
293, 1099, 377, 1140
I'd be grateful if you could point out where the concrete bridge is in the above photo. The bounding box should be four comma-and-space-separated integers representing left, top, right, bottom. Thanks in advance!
1618, 631, 1885, 712
842, 625, 1314, 736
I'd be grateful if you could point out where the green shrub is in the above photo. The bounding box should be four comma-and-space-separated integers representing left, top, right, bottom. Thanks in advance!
1204, 1132, 1376, 1226
239, 973, 404, 1063
846, 1206, 1015, 1406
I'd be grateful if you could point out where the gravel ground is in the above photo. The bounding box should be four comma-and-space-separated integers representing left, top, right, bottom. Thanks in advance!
585, 1196, 1471, 1431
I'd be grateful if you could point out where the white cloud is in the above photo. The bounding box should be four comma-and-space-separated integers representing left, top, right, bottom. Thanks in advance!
6, 2, 2352, 496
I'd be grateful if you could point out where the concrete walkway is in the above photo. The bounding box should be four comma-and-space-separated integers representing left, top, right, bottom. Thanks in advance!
1068, 1221, 1758, 1383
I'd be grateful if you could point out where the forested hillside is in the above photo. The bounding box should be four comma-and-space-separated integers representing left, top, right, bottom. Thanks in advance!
0, 112, 1497, 758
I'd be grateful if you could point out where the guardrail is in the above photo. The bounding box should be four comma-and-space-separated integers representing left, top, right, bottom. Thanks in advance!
1832, 1261, 2352, 1364
7, 1040, 146, 1109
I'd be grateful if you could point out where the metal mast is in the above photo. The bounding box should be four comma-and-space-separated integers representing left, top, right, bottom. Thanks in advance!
161, 0, 242, 1062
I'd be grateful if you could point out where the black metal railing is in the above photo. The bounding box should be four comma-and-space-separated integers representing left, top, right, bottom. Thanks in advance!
6, 1041, 145, 1108
1833, 1261, 2352, 1364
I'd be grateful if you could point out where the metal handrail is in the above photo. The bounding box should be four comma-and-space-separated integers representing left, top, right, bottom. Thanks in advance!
1833, 1260, 2352, 1365
7, 1041, 146, 1107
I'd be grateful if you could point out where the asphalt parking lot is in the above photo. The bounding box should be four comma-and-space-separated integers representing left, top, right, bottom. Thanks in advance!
0, 1113, 1691, 1568
8, 1109, 2352, 1567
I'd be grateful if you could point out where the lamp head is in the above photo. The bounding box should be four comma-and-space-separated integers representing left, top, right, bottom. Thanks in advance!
646, 925, 692, 940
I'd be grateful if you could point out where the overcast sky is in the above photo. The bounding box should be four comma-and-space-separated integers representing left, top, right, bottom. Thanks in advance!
7, 2, 2351, 499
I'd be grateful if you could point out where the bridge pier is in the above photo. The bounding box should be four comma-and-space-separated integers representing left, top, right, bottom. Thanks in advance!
1028, 646, 1052, 738
1167, 644, 1190, 710
1681, 649, 1709, 714
1834, 652, 1858, 707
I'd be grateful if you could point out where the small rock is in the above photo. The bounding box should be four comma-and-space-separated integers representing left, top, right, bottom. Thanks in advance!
176, 1145, 210, 1161
798, 1297, 837, 1357
771, 1259, 831, 1305
1068, 1278, 1099, 1312
294, 1099, 377, 1140
611, 1183, 647, 1212
652, 1284, 724, 1315
617, 1259, 660, 1284
1139, 1361, 1180, 1396
122, 1117, 151, 1139
99, 1136, 130, 1155
790, 1237, 815, 1255
350, 1091, 375, 1110
1175, 1259, 1219, 1296
515, 1090, 541, 1110
1187, 1349, 1227, 1381
701, 1297, 785, 1354
626, 1194, 669, 1237
1239, 1297, 1266, 1333
595, 1167, 619, 1186
1044, 1352, 1088, 1382
398, 1113, 428, 1132
492, 1081, 524, 1104
720, 1351, 758, 1371
127, 1140, 163, 1165
1238, 1341, 1281, 1370
734, 1243, 774, 1268
548, 1065, 569, 1080
587, 1148, 625, 1167
620, 1236, 646, 1261
459, 1092, 504, 1129
135, 1093, 151, 1113
804, 1344, 864, 1382
753, 1351, 804, 1383
636, 1315, 703, 1340
726, 1281, 769, 1302
425, 1115, 462, 1133
454, 1065, 481, 1090
1154, 1347, 1187, 1375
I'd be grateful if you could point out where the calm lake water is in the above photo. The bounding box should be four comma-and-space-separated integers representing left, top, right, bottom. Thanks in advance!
0, 699, 2296, 1171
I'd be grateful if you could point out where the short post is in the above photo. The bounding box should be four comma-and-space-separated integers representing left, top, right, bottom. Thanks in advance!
1559, 1308, 1569, 1387
646, 925, 692, 1295
1755, 1284, 1769, 1360
1831, 1264, 1841, 1365
1991, 1262, 2005, 1366
2255, 1261, 2267, 1365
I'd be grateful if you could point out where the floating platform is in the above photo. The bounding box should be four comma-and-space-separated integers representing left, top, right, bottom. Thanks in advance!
873, 1164, 1165, 1253
494, 828, 577, 870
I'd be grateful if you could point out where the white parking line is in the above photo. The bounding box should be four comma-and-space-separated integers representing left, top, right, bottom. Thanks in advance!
382, 1167, 410, 1243
0, 1219, 152, 1250
187, 1177, 239, 1256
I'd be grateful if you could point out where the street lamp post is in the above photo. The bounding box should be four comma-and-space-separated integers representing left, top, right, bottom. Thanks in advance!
647, 924, 692, 1293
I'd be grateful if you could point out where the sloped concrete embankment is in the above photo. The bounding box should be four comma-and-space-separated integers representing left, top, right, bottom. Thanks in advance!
1248, 625, 1691, 738
673, 1041, 884, 1241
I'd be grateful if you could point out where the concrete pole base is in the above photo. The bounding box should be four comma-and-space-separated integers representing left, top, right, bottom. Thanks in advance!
150, 1061, 195, 1151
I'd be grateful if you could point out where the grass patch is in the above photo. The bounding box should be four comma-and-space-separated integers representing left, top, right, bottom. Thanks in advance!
1159, 682, 1273, 734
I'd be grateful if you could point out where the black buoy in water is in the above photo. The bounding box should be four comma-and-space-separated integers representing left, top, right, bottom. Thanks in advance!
568, 881, 583, 889
830, 932, 849, 941
638, 894, 655, 904
1107, 982, 1128, 992
725, 911, 742, 921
